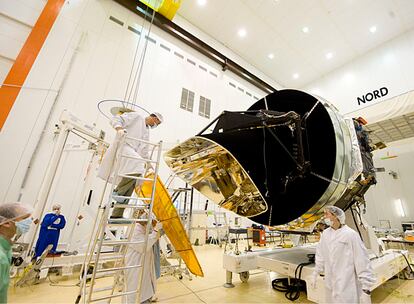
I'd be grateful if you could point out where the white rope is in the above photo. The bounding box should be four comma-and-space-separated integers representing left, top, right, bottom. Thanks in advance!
129, 8, 157, 105
123, 5, 150, 104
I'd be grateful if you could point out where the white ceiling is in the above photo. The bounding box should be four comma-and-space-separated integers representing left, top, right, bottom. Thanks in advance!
177, 0, 414, 88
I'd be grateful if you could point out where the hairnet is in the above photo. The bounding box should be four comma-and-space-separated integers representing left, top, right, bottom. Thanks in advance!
325, 205, 346, 224
0, 202, 33, 225
52, 204, 62, 210
152, 112, 164, 123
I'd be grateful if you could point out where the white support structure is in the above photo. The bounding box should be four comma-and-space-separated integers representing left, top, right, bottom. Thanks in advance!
222, 245, 411, 303
26, 110, 107, 257
12, 110, 108, 285
190, 210, 229, 246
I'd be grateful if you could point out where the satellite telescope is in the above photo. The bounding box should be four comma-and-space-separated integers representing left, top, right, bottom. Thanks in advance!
165, 89, 373, 233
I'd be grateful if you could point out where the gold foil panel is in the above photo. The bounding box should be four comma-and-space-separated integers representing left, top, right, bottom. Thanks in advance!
137, 173, 204, 277
164, 137, 268, 218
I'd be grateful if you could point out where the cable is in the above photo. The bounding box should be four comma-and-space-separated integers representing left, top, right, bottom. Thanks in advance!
48, 275, 80, 287
350, 207, 363, 241
130, 9, 157, 105
97, 99, 150, 120
262, 127, 270, 197
272, 256, 314, 301
398, 251, 414, 279
124, 5, 150, 102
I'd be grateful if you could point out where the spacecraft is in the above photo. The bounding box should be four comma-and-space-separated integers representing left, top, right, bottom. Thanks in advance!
165, 89, 374, 232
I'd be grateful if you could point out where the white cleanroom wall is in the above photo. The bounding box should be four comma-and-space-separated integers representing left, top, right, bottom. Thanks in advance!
363, 138, 414, 230
0, 0, 280, 246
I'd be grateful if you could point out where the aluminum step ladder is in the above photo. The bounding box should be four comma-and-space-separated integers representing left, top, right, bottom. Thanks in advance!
212, 212, 229, 247
75, 134, 162, 304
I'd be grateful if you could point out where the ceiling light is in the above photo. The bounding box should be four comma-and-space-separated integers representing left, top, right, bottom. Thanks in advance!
302, 27, 309, 33
293, 73, 299, 79
197, 0, 207, 6
238, 28, 247, 38
268, 53, 274, 59
325, 52, 333, 60
369, 26, 377, 33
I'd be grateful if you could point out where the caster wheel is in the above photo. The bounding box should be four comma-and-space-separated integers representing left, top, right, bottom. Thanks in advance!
12, 257, 24, 266
239, 271, 249, 283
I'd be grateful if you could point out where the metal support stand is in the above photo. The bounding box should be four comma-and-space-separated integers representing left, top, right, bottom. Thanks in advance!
223, 270, 234, 288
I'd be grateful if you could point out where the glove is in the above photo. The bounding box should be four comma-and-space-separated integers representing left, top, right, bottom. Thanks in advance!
310, 272, 318, 289
154, 221, 163, 231
360, 292, 371, 304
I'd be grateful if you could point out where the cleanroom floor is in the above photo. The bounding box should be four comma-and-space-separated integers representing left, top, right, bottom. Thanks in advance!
8, 244, 414, 303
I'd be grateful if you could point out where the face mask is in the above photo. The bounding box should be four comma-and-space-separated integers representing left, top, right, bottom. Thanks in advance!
150, 123, 158, 129
15, 218, 32, 235
324, 218, 332, 226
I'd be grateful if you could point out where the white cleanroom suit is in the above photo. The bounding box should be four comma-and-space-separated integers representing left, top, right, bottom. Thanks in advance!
312, 225, 376, 303
123, 223, 158, 304
98, 112, 149, 183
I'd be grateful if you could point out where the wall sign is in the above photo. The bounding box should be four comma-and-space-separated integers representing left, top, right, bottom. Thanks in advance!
357, 87, 388, 106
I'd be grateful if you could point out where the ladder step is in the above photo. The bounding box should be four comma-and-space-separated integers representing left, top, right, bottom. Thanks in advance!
107, 218, 149, 224
90, 290, 138, 302
84, 253, 124, 263
120, 154, 158, 164
111, 204, 148, 209
96, 264, 142, 274
106, 223, 134, 227
97, 254, 124, 261
102, 240, 145, 246
89, 285, 114, 293
85, 272, 116, 280
112, 195, 151, 201
117, 174, 154, 181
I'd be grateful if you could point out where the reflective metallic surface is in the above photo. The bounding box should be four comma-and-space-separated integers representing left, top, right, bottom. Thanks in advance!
165, 137, 268, 217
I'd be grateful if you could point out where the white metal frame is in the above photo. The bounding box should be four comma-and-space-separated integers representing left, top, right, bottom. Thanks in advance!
26, 110, 107, 259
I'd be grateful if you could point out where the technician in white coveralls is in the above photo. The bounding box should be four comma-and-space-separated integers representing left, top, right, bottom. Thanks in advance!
123, 218, 162, 304
311, 206, 376, 304
98, 108, 163, 218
